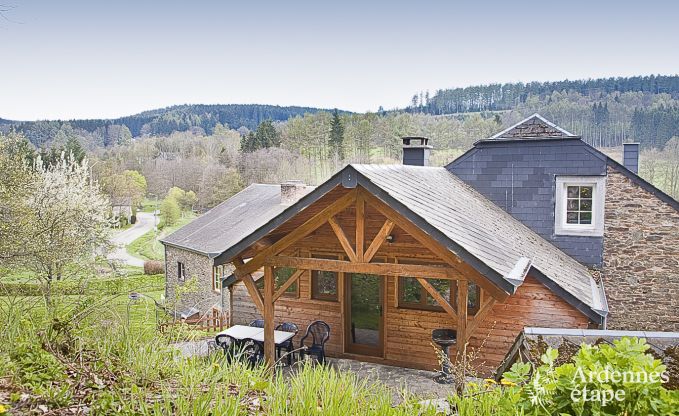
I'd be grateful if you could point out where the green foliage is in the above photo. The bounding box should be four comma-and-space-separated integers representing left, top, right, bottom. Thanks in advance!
0, 273, 164, 296
241, 119, 281, 152
329, 109, 345, 160
500, 337, 679, 415
160, 195, 180, 226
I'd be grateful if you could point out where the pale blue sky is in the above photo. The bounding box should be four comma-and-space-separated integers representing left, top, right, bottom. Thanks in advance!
1, 0, 678, 120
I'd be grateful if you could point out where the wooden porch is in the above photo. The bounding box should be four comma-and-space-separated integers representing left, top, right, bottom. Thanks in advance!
225, 186, 507, 370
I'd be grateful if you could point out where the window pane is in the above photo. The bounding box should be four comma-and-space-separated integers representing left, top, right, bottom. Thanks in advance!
580, 199, 592, 211
580, 186, 593, 198
567, 212, 579, 224
275, 267, 297, 293
567, 186, 579, 198
312, 270, 337, 296
401, 277, 421, 303
468, 282, 479, 309
567, 199, 579, 210
580, 212, 592, 224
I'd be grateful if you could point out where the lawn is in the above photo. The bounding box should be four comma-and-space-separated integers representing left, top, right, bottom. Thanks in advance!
127, 214, 196, 261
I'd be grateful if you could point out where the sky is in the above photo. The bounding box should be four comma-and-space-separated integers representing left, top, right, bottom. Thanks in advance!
1, 0, 678, 120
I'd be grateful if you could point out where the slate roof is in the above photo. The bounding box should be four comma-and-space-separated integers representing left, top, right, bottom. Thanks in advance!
352, 164, 607, 321
160, 184, 314, 256
488, 113, 578, 140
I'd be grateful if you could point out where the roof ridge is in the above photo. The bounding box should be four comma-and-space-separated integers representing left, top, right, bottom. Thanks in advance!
489, 113, 577, 140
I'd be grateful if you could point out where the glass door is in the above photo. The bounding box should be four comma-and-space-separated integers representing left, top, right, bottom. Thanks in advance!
345, 273, 383, 356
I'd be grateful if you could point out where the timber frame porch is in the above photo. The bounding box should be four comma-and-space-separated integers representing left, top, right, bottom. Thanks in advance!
224, 186, 505, 367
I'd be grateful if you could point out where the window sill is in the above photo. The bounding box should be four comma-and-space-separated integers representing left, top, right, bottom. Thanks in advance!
554, 227, 603, 237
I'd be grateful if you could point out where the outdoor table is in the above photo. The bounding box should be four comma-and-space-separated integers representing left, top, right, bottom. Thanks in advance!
216, 324, 295, 346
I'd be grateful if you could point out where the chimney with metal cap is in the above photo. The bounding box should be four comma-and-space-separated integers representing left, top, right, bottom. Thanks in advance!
402, 136, 433, 166
623, 143, 640, 174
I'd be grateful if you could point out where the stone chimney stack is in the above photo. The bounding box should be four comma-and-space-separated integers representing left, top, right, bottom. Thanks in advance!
281, 180, 307, 205
623, 143, 640, 174
402, 136, 433, 166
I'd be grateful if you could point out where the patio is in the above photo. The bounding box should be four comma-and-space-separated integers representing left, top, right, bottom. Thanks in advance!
172, 339, 454, 403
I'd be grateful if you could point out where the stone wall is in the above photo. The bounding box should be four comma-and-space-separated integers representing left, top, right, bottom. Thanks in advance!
603, 166, 679, 331
164, 245, 222, 315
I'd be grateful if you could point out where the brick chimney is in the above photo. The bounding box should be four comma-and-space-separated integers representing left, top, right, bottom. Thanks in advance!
623, 143, 640, 174
402, 136, 433, 166
281, 180, 307, 205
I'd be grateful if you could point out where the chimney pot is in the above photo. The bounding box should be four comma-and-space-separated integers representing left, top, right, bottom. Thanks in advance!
402, 136, 433, 166
623, 143, 640, 174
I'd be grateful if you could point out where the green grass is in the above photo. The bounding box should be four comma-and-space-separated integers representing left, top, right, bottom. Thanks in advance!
127, 214, 196, 262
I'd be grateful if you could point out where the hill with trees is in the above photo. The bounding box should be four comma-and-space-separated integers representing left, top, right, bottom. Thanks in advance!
409, 75, 679, 149
2, 104, 339, 147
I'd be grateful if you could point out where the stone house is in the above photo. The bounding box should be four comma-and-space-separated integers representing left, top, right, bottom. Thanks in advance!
161, 114, 679, 371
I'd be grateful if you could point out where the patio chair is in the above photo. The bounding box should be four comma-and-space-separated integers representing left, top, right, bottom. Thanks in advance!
299, 320, 330, 364
275, 322, 299, 365
215, 334, 241, 363
241, 338, 264, 367
249, 319, 265, 328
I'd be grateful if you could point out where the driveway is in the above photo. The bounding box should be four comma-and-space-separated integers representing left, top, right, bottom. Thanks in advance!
108, 211, 156, 267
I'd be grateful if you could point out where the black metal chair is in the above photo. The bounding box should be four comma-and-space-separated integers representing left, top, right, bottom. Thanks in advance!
275, 322, 299, 365
299, 320, 330, 364
249, 319, 265, 328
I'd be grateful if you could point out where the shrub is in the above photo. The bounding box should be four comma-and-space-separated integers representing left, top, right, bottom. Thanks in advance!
143, 261, 164, 275
500, 337, 679, 415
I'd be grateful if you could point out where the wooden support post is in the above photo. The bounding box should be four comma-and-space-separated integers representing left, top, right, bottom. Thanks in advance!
234, 258, 264, 314
417, 277, 457, 319
364, 219, 394, 262
263, 266, 275, 367
466, 296, 496, 342
356, 195, 365, 262
328, 216, 357, 262
273, 269, 304, 302
457, 280, 468, 354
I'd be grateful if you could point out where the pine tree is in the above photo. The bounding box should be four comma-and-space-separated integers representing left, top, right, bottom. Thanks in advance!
329, 109, 345, 160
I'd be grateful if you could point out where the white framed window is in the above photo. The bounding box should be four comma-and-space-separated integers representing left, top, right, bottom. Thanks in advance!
555, 176, 605, 236
212, 265, 223, 293
177, 261, 186, 282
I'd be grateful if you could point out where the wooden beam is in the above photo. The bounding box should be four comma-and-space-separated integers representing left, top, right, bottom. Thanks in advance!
233, 258, 264, 313
264, 255, 460, 280
457, 280, 468, 353
358, 188, 508, 302
328, 216, 357, 262
234, 190, 357, 278
355, 195, 365, 262
273, 269, 304, 302
465, 296, 496, 341
364, 219, 394, 263
416, 277, 457, 319
263, 266, 275, 367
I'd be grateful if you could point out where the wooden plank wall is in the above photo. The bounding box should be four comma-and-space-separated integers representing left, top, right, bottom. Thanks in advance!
229, 200, 591, 374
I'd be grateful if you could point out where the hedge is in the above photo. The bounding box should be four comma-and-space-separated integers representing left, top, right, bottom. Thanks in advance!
0, 274, 164, 297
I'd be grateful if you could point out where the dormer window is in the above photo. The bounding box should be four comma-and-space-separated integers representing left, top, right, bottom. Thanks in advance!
555, 176, 605, 236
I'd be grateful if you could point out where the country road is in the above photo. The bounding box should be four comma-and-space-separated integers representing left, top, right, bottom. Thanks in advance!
107, 211, 157, 267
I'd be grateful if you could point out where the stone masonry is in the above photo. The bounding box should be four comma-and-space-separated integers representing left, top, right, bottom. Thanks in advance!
603, 165, 679, 331
164, 245, 222, 316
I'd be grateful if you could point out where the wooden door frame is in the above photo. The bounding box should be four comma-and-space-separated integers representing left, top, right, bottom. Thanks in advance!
344, 272, 385, 357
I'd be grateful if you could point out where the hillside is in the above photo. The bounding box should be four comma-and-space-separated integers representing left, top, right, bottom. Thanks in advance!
408, 74, 679, 149
3, 104, 341, 146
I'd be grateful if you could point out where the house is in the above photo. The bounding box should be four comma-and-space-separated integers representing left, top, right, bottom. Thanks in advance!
111, 197, 133, 224
161, 114, 679, 373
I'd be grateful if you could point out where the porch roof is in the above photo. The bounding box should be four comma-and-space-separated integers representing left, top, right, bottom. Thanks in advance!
215, 164, 607, 323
